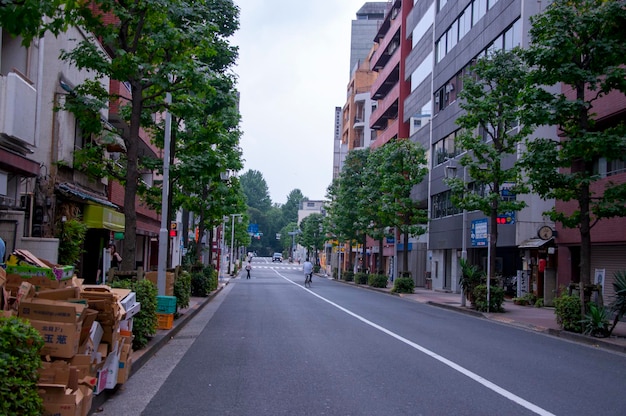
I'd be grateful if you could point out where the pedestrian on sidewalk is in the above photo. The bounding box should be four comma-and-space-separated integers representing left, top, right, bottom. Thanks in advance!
245, 262, 251, 279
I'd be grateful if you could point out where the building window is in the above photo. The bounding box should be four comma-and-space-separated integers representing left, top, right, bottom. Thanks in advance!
410, 101, 432, 136
411, 52, 433, 92
473, 0, 487, 26
594, 157, 626, 177
413, 3, 435, 47
431, 190, 461, 219
433, 131, 460, 166
436, 0, 503, 61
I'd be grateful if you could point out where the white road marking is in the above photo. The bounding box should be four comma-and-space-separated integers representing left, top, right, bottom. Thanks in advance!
274, 270, 556, 416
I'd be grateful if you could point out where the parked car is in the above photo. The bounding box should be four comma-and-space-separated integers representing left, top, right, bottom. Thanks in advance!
272, 253, 283, 262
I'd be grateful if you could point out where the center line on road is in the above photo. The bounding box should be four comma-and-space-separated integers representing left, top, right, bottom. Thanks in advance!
275, 270, 556, 416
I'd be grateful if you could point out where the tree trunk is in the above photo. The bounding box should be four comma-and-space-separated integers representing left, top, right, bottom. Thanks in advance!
378, 236, 384, 274
361, 233, 367, 273
577, 80, 592, 319
579, 177, 592, 318
402, 213, 410, 276
120, 85, 143, 271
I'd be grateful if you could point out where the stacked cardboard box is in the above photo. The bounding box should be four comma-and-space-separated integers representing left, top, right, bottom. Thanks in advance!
1, 253, 141, 415
145, 271, 175, 296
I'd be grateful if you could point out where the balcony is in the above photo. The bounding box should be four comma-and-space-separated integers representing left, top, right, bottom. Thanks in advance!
371, 119, 399, 149
371, 48, 400, 100
371, 83, 399, 130
372, 15, 402, 71
0, 72, 36, 147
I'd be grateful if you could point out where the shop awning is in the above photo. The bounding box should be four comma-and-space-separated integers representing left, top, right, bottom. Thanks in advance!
57, 183, 118, 208
84, 205, 125, 232
518, 238, 553, 248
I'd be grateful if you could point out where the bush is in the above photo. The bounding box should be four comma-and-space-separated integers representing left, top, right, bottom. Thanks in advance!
205, 265, 218, 292
0, 316, 44, 416
355, 272, 368, 285
313, 264, 321, 273
191, 265, 217, 296
111, 279, 157, 350
56, 218, 88, 266
174, 270, 191, 310
342, 271, 354, 282
459, 258, 484, 304
581, 303, 610, 337
554, 291, 582, 333
473, 284, 505, 312
392, 277, 414, 294
191, 269, 208, 296
368, 274, 388, 288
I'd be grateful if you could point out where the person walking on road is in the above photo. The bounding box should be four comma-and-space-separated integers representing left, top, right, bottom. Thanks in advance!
303, 258, 313, 287
245, 262, 252, 279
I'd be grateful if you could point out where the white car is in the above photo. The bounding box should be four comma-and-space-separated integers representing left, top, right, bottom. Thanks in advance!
272, 253, 283, 262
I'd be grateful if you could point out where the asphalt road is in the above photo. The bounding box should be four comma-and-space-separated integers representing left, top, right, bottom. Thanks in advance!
97, 257, 626, 416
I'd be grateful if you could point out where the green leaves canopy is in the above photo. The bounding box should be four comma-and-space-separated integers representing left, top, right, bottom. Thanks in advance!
521, 0, 626, 289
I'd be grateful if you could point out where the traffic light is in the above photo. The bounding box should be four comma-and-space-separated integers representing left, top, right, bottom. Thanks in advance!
170, 221, 178, 237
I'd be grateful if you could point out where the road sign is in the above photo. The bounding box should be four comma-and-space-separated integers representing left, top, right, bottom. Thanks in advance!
497, 211, 516, 224
471, 218, 488, 247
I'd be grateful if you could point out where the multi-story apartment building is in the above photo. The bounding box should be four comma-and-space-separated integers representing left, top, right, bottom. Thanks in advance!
367, 0, 430, 283
342, 55, 379, 153
555, 88, 626, 301
428, 0, 558, 301
347, 1, 564, 297
0, 24, 162, 281
334, 3, 387, 180
336, 1, 624, 297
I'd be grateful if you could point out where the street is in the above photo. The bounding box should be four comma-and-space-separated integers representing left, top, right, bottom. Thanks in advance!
96, 257, 626, 416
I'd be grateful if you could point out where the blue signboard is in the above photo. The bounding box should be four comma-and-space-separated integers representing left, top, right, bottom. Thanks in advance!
247, 223, 259, 233
471, 218, 488, 247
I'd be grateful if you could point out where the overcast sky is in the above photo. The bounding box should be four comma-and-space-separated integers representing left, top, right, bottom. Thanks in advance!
232, 0, 370, 205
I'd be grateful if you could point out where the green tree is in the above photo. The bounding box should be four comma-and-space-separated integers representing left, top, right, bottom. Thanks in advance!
521, 0, 626, 314
240, 170, 272, 211
361, 148, 388, 273
282, 189, 305, 225
172, 86, 243, 262
372, 139, 428, 276
0, 0, 78, 46
325, 148, 371, 271
240, 170, 282, 255
59, 0, 239, 270
446, 49, 532, 280
299, 213, 324, 263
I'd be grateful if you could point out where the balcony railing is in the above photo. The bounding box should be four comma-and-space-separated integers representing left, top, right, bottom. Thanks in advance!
372, 15, 402, 70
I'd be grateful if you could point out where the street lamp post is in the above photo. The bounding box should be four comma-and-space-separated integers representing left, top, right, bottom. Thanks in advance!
228, 214, 242, 275
157, 91, 172, 296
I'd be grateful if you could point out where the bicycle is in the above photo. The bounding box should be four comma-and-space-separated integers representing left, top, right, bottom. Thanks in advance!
304, 273, 312, 288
